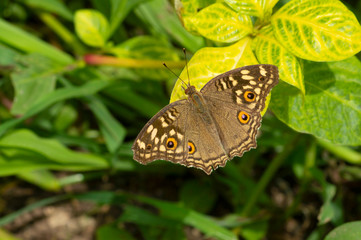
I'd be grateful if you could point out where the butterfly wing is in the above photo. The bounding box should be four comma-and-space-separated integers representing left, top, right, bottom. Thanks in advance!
201, 64, 279, 159
180, 105, 231, 175
201, 64, 279, 113
132, 99, 231, 175
132, 100, 191, 165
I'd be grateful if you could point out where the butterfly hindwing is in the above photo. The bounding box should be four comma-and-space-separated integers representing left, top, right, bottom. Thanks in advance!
204, 95, 261, 160
181, 105, 230, 174
132, 101, 190, 164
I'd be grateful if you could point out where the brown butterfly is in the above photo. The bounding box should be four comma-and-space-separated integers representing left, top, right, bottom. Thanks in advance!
132, 64, 279, 174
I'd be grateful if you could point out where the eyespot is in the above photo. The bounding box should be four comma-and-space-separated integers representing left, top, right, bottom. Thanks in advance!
258, 76, 265, 81
244, 91, 256, 102
188, 141, 196, 154
166, 138, 177, 150
146, 144, 152, 150
238, 111, 250, 124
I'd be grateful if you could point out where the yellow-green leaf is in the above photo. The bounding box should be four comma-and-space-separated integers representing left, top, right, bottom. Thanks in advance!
224, 0, 279, 19
253, 25, 304, 94
170, 37, 258, 102
174, 0, 214, 33
191, 3, 253, 43
74, 9, 109, 47
271, 0, 361, 61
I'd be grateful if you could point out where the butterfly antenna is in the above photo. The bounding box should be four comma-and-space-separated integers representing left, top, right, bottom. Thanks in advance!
183, 48, 191, 87
163, 63, 188, 90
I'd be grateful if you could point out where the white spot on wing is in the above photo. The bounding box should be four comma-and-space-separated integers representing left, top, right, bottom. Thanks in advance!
169, 129, 176, 136
259, 66, 267, 76
147, 125, 153, 133
151, 128, 158, 140
242, 75, 254, 80
177, 133, 183, 140
161, 134, 167, 142
241, 69, 250, 74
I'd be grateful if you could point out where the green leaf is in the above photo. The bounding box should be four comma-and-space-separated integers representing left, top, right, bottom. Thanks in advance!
0, 229, 21, 240
54, 104, 77, 131
170, 37, 258, 102
11, 54, 62, 115
271, 0, 361, 61
179, 180, 217, 213
0, 129, 108, 172
0, 80, 111, 137
24, 0, 73, 21
0, 19, 73, 64
87, 97, 126, 153
224, 0, 278, 19
0, 43, 19, 65
107, 0, 147, 38
191, 3, 253, 43
119, 205, 179, 228
135, 195, 237, 240
18, 169, 61, 191
271, 57, 361, 145
96, 225, 136, 240
74, 9, 109, 47
253, 25, 304, 94
241, 220, 268, 240
325, 221, 361, 240
174, 0, 216, 34
135, 0, 204, 53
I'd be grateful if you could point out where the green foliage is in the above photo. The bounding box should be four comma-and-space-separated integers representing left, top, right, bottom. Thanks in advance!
0, 0, 361, 239
75, 9, 109, 47
325, 221, 361, 240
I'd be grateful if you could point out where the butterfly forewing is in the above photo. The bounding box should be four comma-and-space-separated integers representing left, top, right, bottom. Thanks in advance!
201, 64, 279, 113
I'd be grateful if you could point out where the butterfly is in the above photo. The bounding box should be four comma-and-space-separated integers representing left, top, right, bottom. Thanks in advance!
132, 64, 279, 174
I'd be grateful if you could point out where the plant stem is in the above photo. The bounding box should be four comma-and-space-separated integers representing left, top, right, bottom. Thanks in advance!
284, 139, 316, 219
84, 54, 185, 69
241, 134, 300, 216
38, 13, 86, 55
317, 138, 361, 164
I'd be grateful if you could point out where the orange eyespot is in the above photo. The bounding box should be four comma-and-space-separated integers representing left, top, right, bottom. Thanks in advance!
146, 144, 152, 150
238, 111, 250, 124
188, 141, 196, 154
166, 138, 177, 150
244, 91, 256, 102
258, 76, 265, 81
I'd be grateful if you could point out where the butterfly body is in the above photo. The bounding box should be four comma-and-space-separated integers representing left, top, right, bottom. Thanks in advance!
132, 64, 279, 174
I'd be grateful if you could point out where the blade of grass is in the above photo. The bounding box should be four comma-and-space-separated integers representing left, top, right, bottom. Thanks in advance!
135, 195, 237, 240
87, 96, 126, 153
0, 195, 70, 226
241, 134, 300, 216
0, 80, 111, 137
0, 19, 73, 64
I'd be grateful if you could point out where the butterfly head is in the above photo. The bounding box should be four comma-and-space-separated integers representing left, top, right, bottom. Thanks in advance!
184, 85, 197, 96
